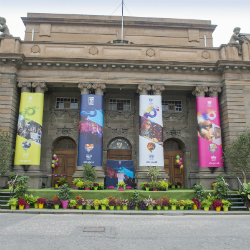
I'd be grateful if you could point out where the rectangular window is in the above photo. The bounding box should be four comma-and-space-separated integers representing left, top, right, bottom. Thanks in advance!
55, 98, 78, 109
162, 100, 182, 112
108, 99, 131, 110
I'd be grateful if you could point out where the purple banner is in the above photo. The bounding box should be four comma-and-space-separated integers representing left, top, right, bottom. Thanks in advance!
77, 94, 103, 166
196, 97, 223, 168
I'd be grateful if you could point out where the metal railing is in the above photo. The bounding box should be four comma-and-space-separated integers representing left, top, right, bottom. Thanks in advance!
221, 176, 231, 202
237, 177, 247, 209
10, 175, 18, 197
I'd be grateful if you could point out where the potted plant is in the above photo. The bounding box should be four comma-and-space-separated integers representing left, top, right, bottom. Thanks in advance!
23, 194, 33, 209
7, 198, 18, 210
121, 199, 130, 210
83, 180, 93, 190
247, 202, 250, 211
193, 183, 205, 209
7, 180, 14, 190
160, 181, 168, 191
68, 199, 77, 209
98, 182, 104, 190
93, 183, 99, 190
37, 198, 46, 209
73, 178, 82, 190
214, 200, 223, 211
109, 200, 116, 210
201, 199, 212, 211
117, 181, 126, 191
31, 196, 39, 208
141, 182, 147, 190
44, 199, 53, 209
144, 183, 150, 191
93, 199, 101, 210
82, 163, 96, 182
155, 198, 162, 210
176, 182, 182, 189
171, 182, 176, 189
191, 198, 199, 210
169, 198, 178, 210
76, 181, 84, 190
18, 198, 26, 210
211, 182, 217, 190
116, 198, 122, 210
100, 198, 109, 210
222, 199, 232, 211
58, 184, 71, 209
77, 200, 83, 209
107, 196, 116, 203
57, 177, 68, 186
207, 194, 216, 210
131, 191, 140, 210
144, 197, 155, 210
184, 199, 194, 210
162, 200, 170, 210
138, 200, 146, 210
178, 200, 186, 210
168, 182, 172, 188
85, 199, 94, 210
53, 199, 61, 209
149, 181, 161, 191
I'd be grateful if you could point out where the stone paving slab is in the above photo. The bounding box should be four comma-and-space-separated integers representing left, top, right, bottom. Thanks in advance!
0, 209, 249, 216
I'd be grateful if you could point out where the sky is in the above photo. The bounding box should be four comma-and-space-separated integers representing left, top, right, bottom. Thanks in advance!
1, 0, 250, 47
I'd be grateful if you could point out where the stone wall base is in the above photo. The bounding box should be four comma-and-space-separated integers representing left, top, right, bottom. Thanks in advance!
0, 176, 8, 188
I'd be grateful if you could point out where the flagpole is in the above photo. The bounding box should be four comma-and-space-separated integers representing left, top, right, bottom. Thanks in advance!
121, 0, 123, 42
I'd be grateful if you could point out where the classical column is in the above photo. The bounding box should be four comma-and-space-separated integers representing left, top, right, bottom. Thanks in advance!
136, 84, 168, 189
73, 83, 92, 179
13, 82, 32, 174
27, 82, 47, 178
209, 87, 221, 98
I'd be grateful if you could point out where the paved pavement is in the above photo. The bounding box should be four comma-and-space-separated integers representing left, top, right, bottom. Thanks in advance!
0, 211, 250, 250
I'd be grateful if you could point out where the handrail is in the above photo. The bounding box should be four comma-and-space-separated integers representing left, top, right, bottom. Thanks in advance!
237, 177, 246, 193
10, 174, 18, 197
221, 176, 231, 202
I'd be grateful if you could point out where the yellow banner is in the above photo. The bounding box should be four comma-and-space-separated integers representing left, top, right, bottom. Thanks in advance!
14, 93, 44, 165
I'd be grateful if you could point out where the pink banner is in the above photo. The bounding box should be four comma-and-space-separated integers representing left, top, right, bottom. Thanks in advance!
196, 97, 223, 168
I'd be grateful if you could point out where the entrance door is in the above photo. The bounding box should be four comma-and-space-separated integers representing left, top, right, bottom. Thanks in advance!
53, 137, 77, 187
164, 139, 184, 186
107, 149, 131, 160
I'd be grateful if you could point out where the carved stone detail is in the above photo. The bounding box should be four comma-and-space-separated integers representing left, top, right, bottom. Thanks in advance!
111, 128, 128, 137
137, 84, 151, 95
31, 45, 40, 53
0, 17, 11, 37
56, 126, 74, 135
32, 82, 47, 93
50, 110, 79, 118
209, 87, 222, 97
78, 82, 92, 94
89, 46, 98, 55
192, 86, 208, 97
152, 85, 165, 95
92, 83, 106, 95
17, 82, 32, 93
163, 112, 188, 120
105, 111, 135, 130
165, 127, 181, 136
146, 48, 155, 57
201, 51, 210, 59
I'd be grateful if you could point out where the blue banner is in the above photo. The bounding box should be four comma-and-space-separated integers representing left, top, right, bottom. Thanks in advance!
77, 94, 103, 166
106, 160, 134, 187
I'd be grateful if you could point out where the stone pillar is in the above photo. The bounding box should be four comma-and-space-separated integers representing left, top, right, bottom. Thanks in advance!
92, 83, 106, 182
135, 84, 168, 189
13, 82, 32, 175
242, 41, 250, 61
73, 83, 92, 179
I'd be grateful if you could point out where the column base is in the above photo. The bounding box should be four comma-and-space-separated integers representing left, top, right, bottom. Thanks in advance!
27, 176, 43, 189
13, 165, 26, 175
72, 165, 84, 178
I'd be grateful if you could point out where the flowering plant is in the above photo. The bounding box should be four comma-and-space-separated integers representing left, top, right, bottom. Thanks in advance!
75, 195, 83, 202
100, 198, 109, 207
7, 181, 14, 186
191, 198, 199, 206
176, 182, 182, 187
115, 198, 122, 206
126, 186, 132, 189
53, 199, 61, 206
144, 197, 155, 207
93, 183, 99, 187
143, 183, 149, 188
121, 199, 129, 206
138, 200, 146, 209
23, 194, 34, 204
129, 201, 136, 208
68, 199, 77, 207
211, 182, 217, 188
222, 199, 232, 207
45, 199, 53, 208
85, 199, 94, 206
117, 181, 127, 188
77, 200, 83, 206
76, 181, 84, 188
109, 200, 116, 206
73, 178, 82, 185
108, 186, 114, 189
201, 199, 212, 208
93, 199, 101, 206
185, 199, 194, 208
37, 198, 46, 204
214, 200, 223, 208
169, 199, 178, 206
107, 196, 116, 202
162, 196, 170, 203
178, 200, 186, 207
162, 201, 170, 207
247, 202, 250, 208
7, 198, 18, 206
18, 198, 26, 206
155, 198, 162, 206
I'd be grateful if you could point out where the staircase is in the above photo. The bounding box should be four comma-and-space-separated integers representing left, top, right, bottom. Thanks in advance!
0, 191, 11, 209
225, 193, 247, 211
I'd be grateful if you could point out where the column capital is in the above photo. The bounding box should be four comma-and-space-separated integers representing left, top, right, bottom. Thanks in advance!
208, 87, 222, 97
192, 86, 208, 97
32, 82, 47, 93
17, 82, 32, 93
152, 85, 165, 95
92, 83, 106, 95
78, 82, 92, 94
137, 84, 151, 95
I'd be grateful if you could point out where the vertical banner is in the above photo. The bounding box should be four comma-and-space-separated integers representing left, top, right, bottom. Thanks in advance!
196, 97, 223, 168
77, 94, 103, 166
106, 160, 134, 187
14, 93, 44, 165
139, 95, 164, 166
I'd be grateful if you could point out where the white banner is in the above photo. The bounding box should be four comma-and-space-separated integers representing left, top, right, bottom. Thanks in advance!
139, 95, 164, 166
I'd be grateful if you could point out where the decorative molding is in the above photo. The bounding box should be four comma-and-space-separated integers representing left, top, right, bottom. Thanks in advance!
31, 45, 40, 53
201, 50, 210, 59
105, 111, 135, 130
192, 86, 208, 97
89, 46, 98, 55
56, 126, 74, 135
92, 83, 106, 90
152, 85, 165, 92
163, 112, 188, 120
209, 86, 222, 94
146, 48, 155, 57
111, 128, 128, 137
106, 110, 135, 119
17, 82, 31, 88
165, 127, 181, 136
78, 82, 92, 90
50, 110, 79, 118
32, 82, 48, 93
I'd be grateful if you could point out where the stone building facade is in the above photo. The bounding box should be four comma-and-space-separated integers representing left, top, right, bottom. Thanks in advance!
0, 13, 250, 189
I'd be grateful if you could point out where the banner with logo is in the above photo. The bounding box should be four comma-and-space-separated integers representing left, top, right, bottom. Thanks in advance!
139, 95, 164, 166
14, 93, 44, 165
106, 160, 134, 187
77, 94, 103, 166
196, 97, 223, 168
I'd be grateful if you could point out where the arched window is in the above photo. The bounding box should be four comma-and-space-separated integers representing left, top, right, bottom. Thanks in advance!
108, 138, 131, 150
54, 137, 76, 149
164, 139, 182, 151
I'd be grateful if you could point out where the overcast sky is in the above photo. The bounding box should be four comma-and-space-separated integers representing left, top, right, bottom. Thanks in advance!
1, 0, 250, 47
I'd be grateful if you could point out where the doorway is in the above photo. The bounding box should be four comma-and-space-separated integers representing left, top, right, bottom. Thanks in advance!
107, 138, 132, 160
53, 137, 77, 187
164, 139, 184, 186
